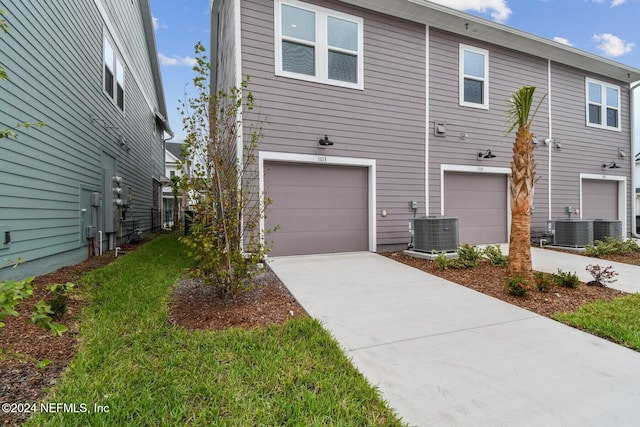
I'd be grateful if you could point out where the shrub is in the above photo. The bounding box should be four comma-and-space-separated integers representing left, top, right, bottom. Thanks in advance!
47, 282, 75, 320
456, 243, 483, 268
483, 244, 508, 267
434, 251, 450, 271
585, 264, 618, 287
552, 269, 580, 289
585, 236, 640, 257
534, 271, 554, 292
505, 276, 530, 297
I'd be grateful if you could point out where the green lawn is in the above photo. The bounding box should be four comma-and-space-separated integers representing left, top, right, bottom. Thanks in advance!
28, 236, 405, 426
553, 294, 640, 352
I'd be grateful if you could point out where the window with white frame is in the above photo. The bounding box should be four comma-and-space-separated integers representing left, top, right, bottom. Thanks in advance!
275, 0, 364, 90
103, 36, 125, 111
586, 78, 620, 131
459, 44, 489, 109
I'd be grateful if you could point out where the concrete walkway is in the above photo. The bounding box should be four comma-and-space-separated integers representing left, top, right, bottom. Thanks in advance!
268, 252, 640, 427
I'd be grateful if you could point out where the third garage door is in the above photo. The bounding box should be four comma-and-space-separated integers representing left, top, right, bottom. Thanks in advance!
264, 162, 369, 256
444, 172, 508, 244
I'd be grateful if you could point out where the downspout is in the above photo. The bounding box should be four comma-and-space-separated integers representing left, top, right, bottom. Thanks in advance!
547, 59, 553, 223
631, 81, 639, 237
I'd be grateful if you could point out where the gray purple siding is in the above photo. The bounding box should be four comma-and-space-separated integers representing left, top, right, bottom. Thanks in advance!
548, 62, 631, 231
428, 28, 549, 230
240, 0, 427, 250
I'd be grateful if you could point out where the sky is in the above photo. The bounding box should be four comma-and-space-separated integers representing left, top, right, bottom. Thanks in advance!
149, 0, 640, 147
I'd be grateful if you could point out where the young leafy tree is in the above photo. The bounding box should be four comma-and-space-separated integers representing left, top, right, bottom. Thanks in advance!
178, 42, 269, 296
505, 86, 546, 282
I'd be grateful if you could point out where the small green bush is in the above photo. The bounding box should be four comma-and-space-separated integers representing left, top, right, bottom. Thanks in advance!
456, 243, 483, 268
505, 276, 530, 296
585, 236, 640, 257
534, 271, 555, 292
552, 269, 580, 289
483, 244, 508, 267
434, 251, 450, 270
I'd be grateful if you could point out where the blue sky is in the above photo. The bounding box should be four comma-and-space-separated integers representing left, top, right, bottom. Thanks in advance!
149, 0, 640, 145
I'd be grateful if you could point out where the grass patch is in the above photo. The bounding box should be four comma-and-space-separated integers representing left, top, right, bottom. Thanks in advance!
27, 236, 404, 426
553, 294, 640, 351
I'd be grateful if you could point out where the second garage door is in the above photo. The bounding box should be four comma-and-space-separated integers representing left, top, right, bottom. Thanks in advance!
582, 179, 618, 220
264, 162, 369, 256
444, 172, 508, 244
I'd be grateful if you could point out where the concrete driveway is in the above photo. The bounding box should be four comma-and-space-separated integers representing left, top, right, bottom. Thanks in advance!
268, 252, 640, 427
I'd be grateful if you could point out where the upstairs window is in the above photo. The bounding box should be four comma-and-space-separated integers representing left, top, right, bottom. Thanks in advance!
275, 0, 363, 90
459, 44, 489, 109
103, 36, 125, 111
586, 78, 620, 131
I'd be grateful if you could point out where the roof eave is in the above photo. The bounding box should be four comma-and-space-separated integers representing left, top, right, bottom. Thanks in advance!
338, 0, 640, 83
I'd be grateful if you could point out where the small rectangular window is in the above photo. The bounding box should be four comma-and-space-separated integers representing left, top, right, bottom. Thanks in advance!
103, 36, 125, 112
586, 78, 620, 131
459, 44, 489, 109
275, 0, 363, 90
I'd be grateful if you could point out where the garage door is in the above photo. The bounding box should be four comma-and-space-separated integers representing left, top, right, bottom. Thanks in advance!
444, 172, 508, 244
583, 179, 618, 219
264, 162, 368, 256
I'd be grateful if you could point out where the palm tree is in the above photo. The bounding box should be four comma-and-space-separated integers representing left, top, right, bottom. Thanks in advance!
505, 86, 546, 282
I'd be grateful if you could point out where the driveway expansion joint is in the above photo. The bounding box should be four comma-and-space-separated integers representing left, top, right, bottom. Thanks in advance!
348, 314, 541, 352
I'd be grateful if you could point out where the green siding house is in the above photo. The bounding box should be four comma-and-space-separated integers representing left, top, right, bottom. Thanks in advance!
0, 0, 172, 280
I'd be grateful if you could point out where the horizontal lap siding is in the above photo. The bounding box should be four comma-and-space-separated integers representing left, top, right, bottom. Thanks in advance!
549, 62, 631, 230
0, 0, 163, 278
429, 29, 549, 227
241, 0, 427, 250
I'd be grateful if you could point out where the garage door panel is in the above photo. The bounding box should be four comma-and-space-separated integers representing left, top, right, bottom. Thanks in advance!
269, 187, 367, 209
269, 209, 368, 232
444, 172, 508, 244
265, 162, 369, 256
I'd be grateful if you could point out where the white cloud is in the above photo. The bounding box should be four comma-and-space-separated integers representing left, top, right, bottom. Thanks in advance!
429, 0, 512, 23
590, 0, 626, 6
592, 33, 634, 57
158, 53, 197, 67
553, 37, 573, 47
152, 16, 167, 31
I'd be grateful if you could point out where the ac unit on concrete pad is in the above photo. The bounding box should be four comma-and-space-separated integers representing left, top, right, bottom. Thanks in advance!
553, 219, 593, 248
412, 216, 459, 253
592, 219, 622, 242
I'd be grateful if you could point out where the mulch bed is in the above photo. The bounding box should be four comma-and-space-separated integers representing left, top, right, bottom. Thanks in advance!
168, 267, 308, 330
383, 252, 627, 317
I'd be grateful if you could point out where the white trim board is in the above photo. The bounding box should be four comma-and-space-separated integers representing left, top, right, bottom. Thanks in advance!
259, 151, 377, 252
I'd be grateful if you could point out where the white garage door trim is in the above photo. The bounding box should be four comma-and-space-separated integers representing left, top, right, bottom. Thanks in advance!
259, 151, 377, 252
579, 173, 627, 236
440, 164, 511, 242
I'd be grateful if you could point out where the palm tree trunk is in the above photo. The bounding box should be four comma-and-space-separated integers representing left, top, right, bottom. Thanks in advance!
507, 126, 535, 282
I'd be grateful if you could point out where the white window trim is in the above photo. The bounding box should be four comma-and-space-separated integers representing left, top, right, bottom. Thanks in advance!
459, 44, 489, 109
274, 0, 364, 90
585, 77, 621, 132
103, 34, 125, 113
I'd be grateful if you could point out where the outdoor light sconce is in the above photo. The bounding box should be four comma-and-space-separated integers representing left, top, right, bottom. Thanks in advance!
478, 149, 496, 159
618, 149, 626, 158
318, 135, 333, 147
602, 162, 621, 170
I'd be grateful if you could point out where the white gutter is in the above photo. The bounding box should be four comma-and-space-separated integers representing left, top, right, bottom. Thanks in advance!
547, 59, 553, 222
631, 81, 639, 237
